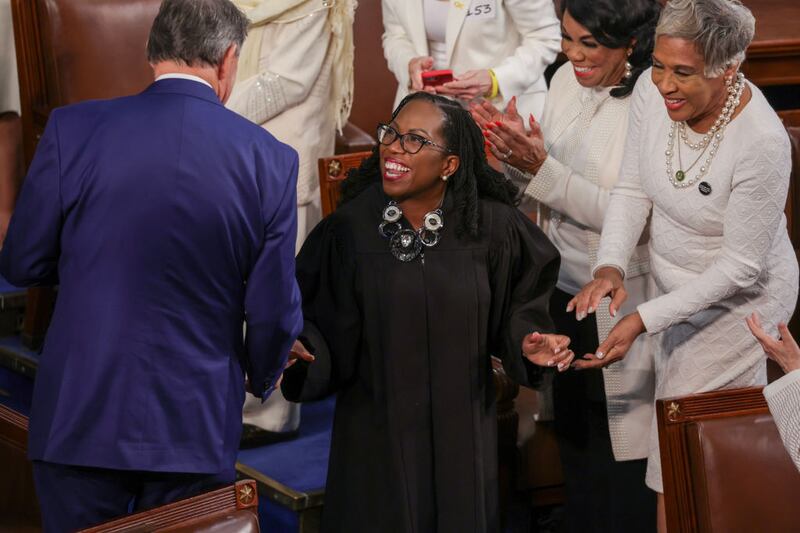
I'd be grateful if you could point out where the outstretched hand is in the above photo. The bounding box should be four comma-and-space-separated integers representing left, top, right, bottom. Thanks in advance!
746, 312, 800, 374
567, 267, 628, 321
572, 312, 645, 370
522, 332, 574, 372
274, 340, 315, 389
287, 340, 315, 368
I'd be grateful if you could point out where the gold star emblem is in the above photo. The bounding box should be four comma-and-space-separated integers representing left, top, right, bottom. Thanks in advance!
238, 484, 255, 505
454, 1, 464, 8
328, 159, 343, 177
667, 401, 681, 422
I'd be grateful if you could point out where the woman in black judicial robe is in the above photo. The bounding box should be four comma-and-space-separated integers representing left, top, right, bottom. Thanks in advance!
281, 92, 572, 532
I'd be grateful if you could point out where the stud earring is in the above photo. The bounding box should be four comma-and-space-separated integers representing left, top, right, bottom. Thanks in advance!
441, 174, 449, 182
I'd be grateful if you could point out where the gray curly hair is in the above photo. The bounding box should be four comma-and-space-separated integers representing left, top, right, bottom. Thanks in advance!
656, 0, 755, 77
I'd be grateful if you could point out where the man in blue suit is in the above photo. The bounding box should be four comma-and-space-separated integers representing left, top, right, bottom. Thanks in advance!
0, 0, 304, 529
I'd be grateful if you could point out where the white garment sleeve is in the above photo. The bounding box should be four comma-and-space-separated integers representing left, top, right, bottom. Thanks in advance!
508, 154, 612, 232
491, 0, 560, 100
381, 0, 419, 93
593, 77, 653, 278
764, 368, 800, 472
636, 131, 792, 333
226, 11, 330, 125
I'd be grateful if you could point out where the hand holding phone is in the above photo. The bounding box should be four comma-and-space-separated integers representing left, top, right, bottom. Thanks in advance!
421, 69, 454, 87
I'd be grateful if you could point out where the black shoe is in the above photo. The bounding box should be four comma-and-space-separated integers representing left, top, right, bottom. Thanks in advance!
239, 423, 299, 449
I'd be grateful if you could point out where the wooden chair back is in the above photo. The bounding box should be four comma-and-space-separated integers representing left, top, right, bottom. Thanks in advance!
11, 0, 160, 164
657, 387, 800, 532
80, 479, 260, 533
317, 151, 373, 217
0, 404, 40, 530
10, 0, 160, 350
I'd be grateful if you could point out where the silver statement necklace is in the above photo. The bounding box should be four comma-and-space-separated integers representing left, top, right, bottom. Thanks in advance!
379, 200, 444, 262
665, 72, 744, 189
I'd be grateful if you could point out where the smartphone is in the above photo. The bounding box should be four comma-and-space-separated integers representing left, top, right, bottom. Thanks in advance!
421, 69, 454, 87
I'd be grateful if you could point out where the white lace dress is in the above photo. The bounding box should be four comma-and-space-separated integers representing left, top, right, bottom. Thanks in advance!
595, 71, 799, 492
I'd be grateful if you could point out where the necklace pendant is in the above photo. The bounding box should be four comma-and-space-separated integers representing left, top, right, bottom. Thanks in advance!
675, 170, 686, 182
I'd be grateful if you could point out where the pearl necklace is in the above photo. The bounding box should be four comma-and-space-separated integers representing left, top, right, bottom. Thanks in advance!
665, 72, 744, 189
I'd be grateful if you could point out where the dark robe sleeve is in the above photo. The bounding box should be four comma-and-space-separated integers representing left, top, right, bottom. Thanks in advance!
488, 208, 560, 388
281, 216, 361, 402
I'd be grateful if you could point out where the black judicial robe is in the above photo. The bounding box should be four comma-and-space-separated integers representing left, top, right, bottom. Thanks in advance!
282, 183, 560, 532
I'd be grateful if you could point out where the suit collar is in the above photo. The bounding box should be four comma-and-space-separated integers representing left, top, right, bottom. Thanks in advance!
143, 78, 222, 105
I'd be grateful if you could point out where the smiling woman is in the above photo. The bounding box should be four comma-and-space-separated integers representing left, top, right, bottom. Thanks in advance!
469, 0, 663, 530
280, 92, 569, 531
568, 1, 799, 531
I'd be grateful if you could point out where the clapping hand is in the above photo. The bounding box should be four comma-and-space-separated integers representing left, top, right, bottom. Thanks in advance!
475, 98, 547, 175
469, 97, 525, 133
746, 312, 800, 374
522, 332, 574, 372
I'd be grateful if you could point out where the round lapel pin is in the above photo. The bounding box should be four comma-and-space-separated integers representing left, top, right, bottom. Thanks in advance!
698, 181, 712, 196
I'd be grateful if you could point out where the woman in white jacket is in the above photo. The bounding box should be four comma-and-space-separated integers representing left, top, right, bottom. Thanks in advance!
226, 0, 355, 447
381, 0, 560, 121
474, 0, 662, 530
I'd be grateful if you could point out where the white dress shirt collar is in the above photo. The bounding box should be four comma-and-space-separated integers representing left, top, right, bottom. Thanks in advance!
155, 73, 213, 90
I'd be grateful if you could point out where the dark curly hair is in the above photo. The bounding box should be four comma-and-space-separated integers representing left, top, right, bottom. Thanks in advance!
339, 92, 518, 240
562, 0, 662, 98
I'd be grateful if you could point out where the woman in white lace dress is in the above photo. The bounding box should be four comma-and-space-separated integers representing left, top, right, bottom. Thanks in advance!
569, 0, 798, 530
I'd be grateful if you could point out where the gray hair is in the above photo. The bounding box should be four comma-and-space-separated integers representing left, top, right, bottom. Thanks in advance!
655, 0, 755, 77
147, 0, 249, 68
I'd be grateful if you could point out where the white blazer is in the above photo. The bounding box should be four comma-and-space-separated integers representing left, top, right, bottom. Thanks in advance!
381, 0, 560, 119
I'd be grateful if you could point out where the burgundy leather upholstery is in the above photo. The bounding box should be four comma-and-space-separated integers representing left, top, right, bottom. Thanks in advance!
686, 413, 800, 532
40, 0, 160, 105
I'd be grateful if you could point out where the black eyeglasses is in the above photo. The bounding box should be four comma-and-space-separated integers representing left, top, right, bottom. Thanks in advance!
377, 124, 450, 155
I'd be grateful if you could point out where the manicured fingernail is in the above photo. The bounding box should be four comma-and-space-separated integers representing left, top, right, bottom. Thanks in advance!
487, 123, 495, 129
577, 312, 585, 321
485, 141, 491, 147
482, 130, 490, 137
494, 121, 502, 127
610, 308, 617, 317
588, 306, 595, 314
547, 359, 555, 367
566, 304, 573, 312
596, 351, 605, 360
558, 362, 565, 371
554, 347, 561, 354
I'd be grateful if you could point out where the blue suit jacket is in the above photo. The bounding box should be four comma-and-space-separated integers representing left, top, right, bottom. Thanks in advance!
0, 79, 303, 473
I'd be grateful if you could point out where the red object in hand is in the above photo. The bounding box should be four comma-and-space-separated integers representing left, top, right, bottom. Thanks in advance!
421, 69, 454, 86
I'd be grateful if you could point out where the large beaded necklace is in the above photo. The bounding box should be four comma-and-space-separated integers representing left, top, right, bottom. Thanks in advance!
665, 72, 744, 189
379, 200, 444, 263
